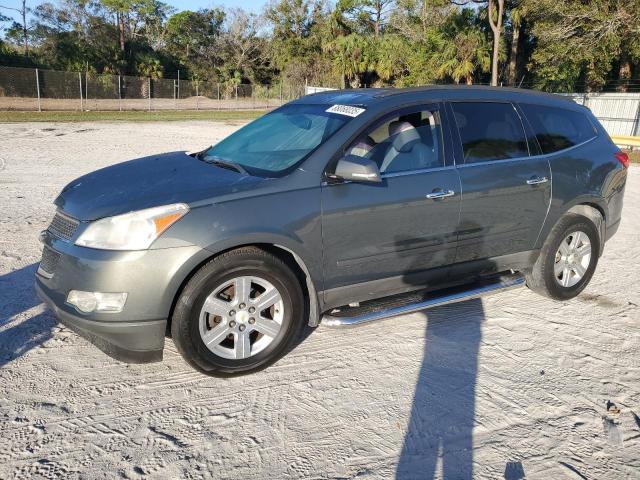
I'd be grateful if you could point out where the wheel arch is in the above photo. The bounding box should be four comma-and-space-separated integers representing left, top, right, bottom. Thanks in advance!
567, 203, 605, 256
166, 242, 322, 336
539, 199, 606, 257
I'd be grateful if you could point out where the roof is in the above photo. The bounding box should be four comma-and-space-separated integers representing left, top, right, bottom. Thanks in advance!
294, 89, 388, 106
294, 85, 578, 108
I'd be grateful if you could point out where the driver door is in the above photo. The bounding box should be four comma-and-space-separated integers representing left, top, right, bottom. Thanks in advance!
320, 104, 461, 308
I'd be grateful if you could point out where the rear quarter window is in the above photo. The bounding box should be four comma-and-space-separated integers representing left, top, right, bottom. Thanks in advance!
520, 103, 597, 154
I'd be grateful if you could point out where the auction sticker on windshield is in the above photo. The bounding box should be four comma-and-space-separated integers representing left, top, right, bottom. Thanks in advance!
325, 104, 366, 117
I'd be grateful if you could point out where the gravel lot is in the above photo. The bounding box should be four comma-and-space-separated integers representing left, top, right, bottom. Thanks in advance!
1, 121, 639, 479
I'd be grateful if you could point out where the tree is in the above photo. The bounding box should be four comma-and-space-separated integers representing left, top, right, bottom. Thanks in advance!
345, 0, 397, 36
266, 0, 316, 39
0, 0, 30, 53
432, 12, 490, 84
324, 33, 375, 87
100, 0, 130, 52
165, 9, 224, 61
526, 0, 640, 92
265, 0, 337, 87
133, 0, 174, 49
506, 1, 526, 87
217, 8, 270, 84
99, 0, 171, 55
374, 34, 410, 83
31, 0, 122, 72
486, 0, 503, 85
391, 0, 452, 40
452, 0, 504, 86
137, 53, 162, 77
0, 0, 637, 95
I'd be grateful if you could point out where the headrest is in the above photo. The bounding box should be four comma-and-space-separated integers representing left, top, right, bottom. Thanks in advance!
349, 137, 375, 157
389, 121, 420, 153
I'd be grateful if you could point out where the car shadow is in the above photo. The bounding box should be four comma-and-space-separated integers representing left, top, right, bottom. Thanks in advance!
0, 263, 55, 369
396, 297, 485, 479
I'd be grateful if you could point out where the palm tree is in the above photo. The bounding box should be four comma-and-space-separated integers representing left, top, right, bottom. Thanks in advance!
137, 56, 163, 98
508, 3, 528, 86
324, 34, 375, 88
374, 34, 409, 84
433, 27, 491, 85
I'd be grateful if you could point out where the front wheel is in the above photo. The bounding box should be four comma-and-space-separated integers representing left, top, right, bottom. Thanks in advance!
171, 247, 305, 376
526, 213, 600, 301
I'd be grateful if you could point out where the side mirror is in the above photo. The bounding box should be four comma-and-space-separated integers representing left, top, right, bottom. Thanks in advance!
333, 154, 382, 183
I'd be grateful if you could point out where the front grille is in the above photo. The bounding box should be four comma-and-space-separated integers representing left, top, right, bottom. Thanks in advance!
39, 246, 61, 276
48, 211, 79, 241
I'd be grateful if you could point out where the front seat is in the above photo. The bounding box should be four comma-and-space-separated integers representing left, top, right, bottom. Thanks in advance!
380, 121, 431, 173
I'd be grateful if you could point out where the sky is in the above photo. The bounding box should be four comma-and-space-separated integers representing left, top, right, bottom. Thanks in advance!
0, 0, 270, 24
164, 0, 268, 13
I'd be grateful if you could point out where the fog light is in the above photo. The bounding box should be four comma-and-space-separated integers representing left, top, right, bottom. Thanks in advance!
67, 291, 127, 313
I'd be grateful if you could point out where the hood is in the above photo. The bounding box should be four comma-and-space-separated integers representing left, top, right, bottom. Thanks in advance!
55, 151, 264, 220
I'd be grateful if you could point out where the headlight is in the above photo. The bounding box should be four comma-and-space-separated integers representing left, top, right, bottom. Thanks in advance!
75, 203, 189, 250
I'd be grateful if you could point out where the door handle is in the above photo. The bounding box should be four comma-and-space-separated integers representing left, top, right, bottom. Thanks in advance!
526, 176, 548, 185
426, 189, 455, 199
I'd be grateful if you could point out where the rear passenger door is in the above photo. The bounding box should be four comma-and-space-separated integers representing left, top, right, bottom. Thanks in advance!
448, 101, 551, 263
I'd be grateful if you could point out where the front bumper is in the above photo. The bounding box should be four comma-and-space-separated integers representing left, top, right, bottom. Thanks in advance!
36, 280, 165, 363
35, 229, 212, 363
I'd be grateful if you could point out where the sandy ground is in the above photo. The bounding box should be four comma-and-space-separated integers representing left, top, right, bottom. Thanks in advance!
0, 122, 639, 480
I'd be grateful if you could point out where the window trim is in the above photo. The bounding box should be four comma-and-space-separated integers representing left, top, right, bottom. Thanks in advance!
455, 135, 598, 169
516, 102, 599, 157
381, 164, 457, 179
448, 100, 532, 166
514, 102, 543, 156
323, 101, 451, 179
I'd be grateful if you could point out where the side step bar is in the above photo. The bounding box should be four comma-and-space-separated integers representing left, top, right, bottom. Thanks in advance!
321, 273, 525, 327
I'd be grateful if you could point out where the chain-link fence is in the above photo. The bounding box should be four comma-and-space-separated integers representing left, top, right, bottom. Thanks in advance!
0, 65, 305, 111
3, 64, 640, 135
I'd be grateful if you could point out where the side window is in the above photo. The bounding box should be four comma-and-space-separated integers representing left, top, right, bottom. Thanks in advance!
520, 103, 597, 154
451, 102, 529, 163
347, 107, 445, 174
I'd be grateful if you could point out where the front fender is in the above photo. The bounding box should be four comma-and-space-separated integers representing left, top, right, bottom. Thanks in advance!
203, 233, 323, 327
169, 190, 325, 326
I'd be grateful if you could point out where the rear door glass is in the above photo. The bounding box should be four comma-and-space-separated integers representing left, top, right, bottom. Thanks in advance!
450, 102, 529, 164
519, 103, 597, 154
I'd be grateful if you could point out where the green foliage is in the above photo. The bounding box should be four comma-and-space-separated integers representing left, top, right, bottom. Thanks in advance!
430, 9, 491, 84
0, 0, 638, 93
527, 0, 640, 91
324, 33, 375, 87
136, 54, 162, 78
165, 9, 224, 63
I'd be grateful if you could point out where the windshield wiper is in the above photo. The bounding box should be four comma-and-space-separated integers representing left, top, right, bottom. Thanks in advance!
197, 152, 249, 175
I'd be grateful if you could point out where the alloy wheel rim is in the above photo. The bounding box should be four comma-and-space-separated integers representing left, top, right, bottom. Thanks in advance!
198, 275, 284, 360
554, 231, 592, 288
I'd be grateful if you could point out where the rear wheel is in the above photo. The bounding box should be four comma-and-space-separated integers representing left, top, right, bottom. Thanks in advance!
526, 213, 600, 301
171, 247, 305, 376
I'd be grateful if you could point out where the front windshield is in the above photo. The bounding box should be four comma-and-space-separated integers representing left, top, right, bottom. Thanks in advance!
203, 104, 356, 175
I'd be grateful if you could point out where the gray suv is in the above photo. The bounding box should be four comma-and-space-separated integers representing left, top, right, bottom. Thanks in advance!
35, 86, 628, 376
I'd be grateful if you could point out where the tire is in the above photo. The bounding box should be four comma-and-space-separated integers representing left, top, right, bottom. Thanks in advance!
525, 213, 600, 301
171, 247, 305, 376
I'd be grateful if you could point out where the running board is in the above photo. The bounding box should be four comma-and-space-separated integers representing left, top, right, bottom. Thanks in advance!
321, 273, 525, 327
